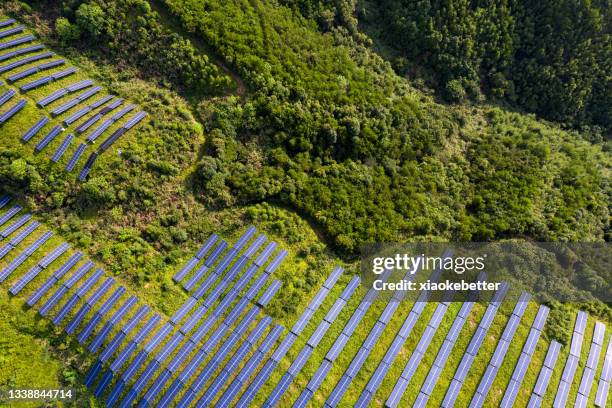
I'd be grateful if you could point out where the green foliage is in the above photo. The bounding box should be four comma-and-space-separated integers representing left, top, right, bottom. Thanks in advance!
301, 0, 611, 133
54, 16, 80, 43
59, 0, 233, 95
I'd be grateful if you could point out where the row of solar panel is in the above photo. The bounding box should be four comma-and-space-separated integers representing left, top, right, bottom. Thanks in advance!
265, 275, 358, 408
237, 265, 345, 407
500, 304, 550, 408
553, 310, 588, 407
0, 87, 25, 123
439, 281, 510, 407
468, 292, 533, 408
574, 321, 606, 407
595, 338, 612, 407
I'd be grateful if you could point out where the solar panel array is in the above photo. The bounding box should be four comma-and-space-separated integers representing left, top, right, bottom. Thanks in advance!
441, 281, 510, 407
529, 340, 562, 407
595, 337, 612, 407
500, 304, 550, 407
575, 321, 606, 407
553, 310, 588, 407
0, 17, 147, 180
265, 275, 359, 408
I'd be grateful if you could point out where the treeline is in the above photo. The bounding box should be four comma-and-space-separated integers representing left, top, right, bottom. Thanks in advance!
284, 0, 611, 136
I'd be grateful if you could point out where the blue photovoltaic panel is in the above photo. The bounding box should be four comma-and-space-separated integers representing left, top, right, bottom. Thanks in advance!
0, 195, 9, 208
52, 67, 76, 80
243, 234, 267, 258
0, 99, 26, 123
68, 79, 94, 93
37, 88, 67, 107
64, 260, 95, 288
84, 118, 112, 140
39, 285, 68, 316
133, 313, 160, 344
264, 249, 288, 274
23, 230, 53, 256
7, 59, 65, 82
77, 152, 98, 181
9, 220, 40, 247
167, 341, 195, 373
254, 241, 278, 267
0, 44, 44, 62
65, 302, 93, 334
323, 266, 344, 290
9, 265, 43, 295
65, 143, 86, 172
0, 89, 14, 107
51, 134, 74, 163
52, 294, 80, 325
122, 110, 147, 130
121, 303, 149, 335
257, 279, 282, 307
233, 225, 257, 251
51, 87, 100, 116
0, 214, 31, 238
109, 295, 138, 326
194, 233, 219, 259
0, 51, 53, 74
144, 322, 173, 354
99, 331, 127, 363
21, 116, 49, 142
0, 34, 35, 50
75, 268, 104, 298
86, 277, 114, 306
170, 297, 197, 325
0, 25, 24, 39
35, 125, 62, 152
110, 342, 138, 373
0, 18, 16, 27
38, 242, 70, 268
173, 256, 199, 282
0, 205, 22, 226
204, 240, 228, 268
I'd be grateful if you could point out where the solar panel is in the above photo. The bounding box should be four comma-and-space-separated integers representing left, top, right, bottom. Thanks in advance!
52, 67, 76, 80
254, 241, 278, 267
74, 268, 103, 298
49, 133, 73, 163
0, 213, 30, 239
63, 95, 113, 126
0, 205, 21, 226
0, 90, 16, 106
144, 322, 173, 354
51, 86, 101, 116
0, 44, 44, 62
0, 19, 16, 27
323, 266, 344, 290
9, 265, 43, 295
243, 234, 267, 259
155, 331, 184, 363
20, 68, 76, 92
257, 279, 282, 307
0, 99, 26, 123
52, 293, 81, 325
37, 242, 70, 269
378, 301, 399, 325
77, 152, 98, 181
0, 25, 24, 39
7, 58, 64, 82
64, 143, 86, 172
574, 310, 588, 334
122, 110, 147, 130
0, 34, 35, 50
595, 378, 609, 407
1, 237, 52, 282
233, 225, 257, 251
5, 219, 39, 248
121, 303, 149, 336
170, 297, 197, 324
0, 51, 53, 74
593, 321, 606, 345
157, 378, 184, 408
0, 195, 9, 209
35, 125, 62, 152
110, 341, 138, 373
363, 322, 386, 351
194, 233, 219, 259
37, 89, 67, 107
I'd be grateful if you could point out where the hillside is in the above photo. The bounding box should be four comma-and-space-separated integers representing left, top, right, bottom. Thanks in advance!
0, 0, 610, 407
